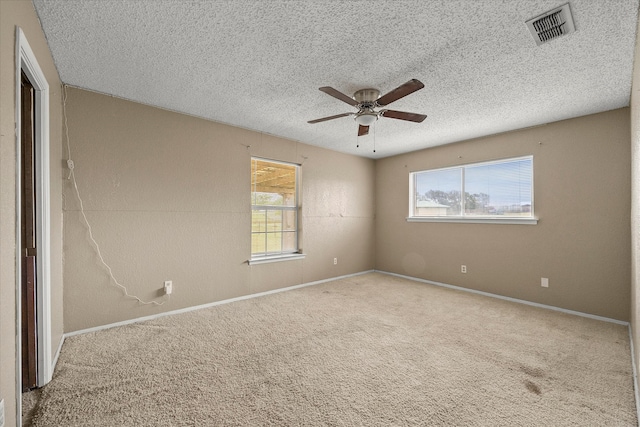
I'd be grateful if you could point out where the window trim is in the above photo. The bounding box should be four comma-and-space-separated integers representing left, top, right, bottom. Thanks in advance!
249, 157, 303, 263
406, 216, 538, 225
248, 253, 306, 265
408, 156, 536, 224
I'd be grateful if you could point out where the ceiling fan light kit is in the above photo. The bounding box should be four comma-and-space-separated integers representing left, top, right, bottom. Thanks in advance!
354, 111, 378, 126
308, 79, 428, 138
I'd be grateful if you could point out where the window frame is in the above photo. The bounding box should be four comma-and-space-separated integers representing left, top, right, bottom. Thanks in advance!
408, 156, 537, 225
249, 157, 305, 264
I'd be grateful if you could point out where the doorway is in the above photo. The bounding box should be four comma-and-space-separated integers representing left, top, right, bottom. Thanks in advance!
20, 71, 38, 392
16, 27, 53, 408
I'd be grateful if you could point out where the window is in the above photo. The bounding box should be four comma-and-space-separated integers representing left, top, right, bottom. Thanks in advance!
409, 156, 535, 224
251, 158, 301, 261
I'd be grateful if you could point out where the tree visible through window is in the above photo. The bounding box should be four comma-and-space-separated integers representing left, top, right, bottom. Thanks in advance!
251, 158, 298, 258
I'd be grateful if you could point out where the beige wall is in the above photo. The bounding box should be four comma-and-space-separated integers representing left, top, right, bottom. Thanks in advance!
0, 1, 65, 425
62, 88, 375, 332
631, 9, 640, 387
376, 109, 631, 321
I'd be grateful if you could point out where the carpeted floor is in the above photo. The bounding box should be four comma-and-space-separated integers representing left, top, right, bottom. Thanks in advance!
27, 272, 637, 426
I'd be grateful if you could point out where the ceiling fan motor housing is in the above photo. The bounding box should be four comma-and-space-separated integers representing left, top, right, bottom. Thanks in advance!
353, 88, 380, 105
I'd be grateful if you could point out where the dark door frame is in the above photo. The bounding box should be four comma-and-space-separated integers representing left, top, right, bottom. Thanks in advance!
20, 70, 38, 391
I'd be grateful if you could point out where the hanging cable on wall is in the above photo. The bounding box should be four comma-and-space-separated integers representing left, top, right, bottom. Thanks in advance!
62, 85, 167, 306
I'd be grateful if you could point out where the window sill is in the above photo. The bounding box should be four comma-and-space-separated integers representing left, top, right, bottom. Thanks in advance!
248, 253, 306, 265
406, 217, 538, 225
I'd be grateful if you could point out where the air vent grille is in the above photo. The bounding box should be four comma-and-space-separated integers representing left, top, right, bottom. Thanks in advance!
526, 3, 575, 46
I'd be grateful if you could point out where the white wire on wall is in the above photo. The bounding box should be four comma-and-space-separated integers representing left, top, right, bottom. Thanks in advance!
62, 85, 167, 306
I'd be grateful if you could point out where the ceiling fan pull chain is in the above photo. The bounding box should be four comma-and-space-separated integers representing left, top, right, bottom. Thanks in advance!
373, 122, 376, 153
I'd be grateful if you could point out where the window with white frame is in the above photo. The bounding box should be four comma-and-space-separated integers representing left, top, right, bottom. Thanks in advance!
251, 158, 299, 259
409, 156, 534, 223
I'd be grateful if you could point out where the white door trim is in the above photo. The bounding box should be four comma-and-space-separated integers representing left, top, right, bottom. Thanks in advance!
15, 26, 52, 399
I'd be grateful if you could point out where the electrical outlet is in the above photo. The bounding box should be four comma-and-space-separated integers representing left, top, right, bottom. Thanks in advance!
164, 281, 173, 295
461, 265, 467, 274
541, 277, 549, 288
0, 398, 5, 427
333, 258, 338, 265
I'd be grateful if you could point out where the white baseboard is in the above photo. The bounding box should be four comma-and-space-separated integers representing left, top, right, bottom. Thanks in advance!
52, 334, 65, 373
64, 270, 375, 338
377, 270, 629, 326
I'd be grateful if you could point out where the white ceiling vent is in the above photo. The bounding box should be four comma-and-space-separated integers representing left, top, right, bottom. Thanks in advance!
526, 3, 575, 46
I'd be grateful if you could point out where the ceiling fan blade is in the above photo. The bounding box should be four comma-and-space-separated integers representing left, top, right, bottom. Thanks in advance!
307, 113, 353, 124
381, 109, 427, 123
319, 87, 359, 107
376, 79, 424, 106
358, 125, 369, 136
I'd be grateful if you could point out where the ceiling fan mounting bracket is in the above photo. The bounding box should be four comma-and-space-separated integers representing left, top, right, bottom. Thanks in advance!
353, 88, 380, 105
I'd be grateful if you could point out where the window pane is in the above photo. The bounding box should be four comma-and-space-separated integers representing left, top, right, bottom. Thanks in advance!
414, 168, 462, 216
252, 210, 267, 232
267, 210, 282, 232
409, 156, 533, 220
266, 232, 282, 253
251, 159, 296, 207
282, 231, 297, 252
251, 233, 266, 254
465, 158, 532, 217
283, 210, 296, 232
251, 158, 299, 258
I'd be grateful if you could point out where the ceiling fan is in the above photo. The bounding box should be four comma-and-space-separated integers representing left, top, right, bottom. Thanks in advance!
308, 79, 427, 137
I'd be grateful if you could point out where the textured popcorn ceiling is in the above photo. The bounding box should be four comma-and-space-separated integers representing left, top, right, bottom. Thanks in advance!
33, 0, 639, 158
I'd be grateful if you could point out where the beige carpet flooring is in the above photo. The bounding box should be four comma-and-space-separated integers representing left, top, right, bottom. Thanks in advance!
28, 272, 637, 426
